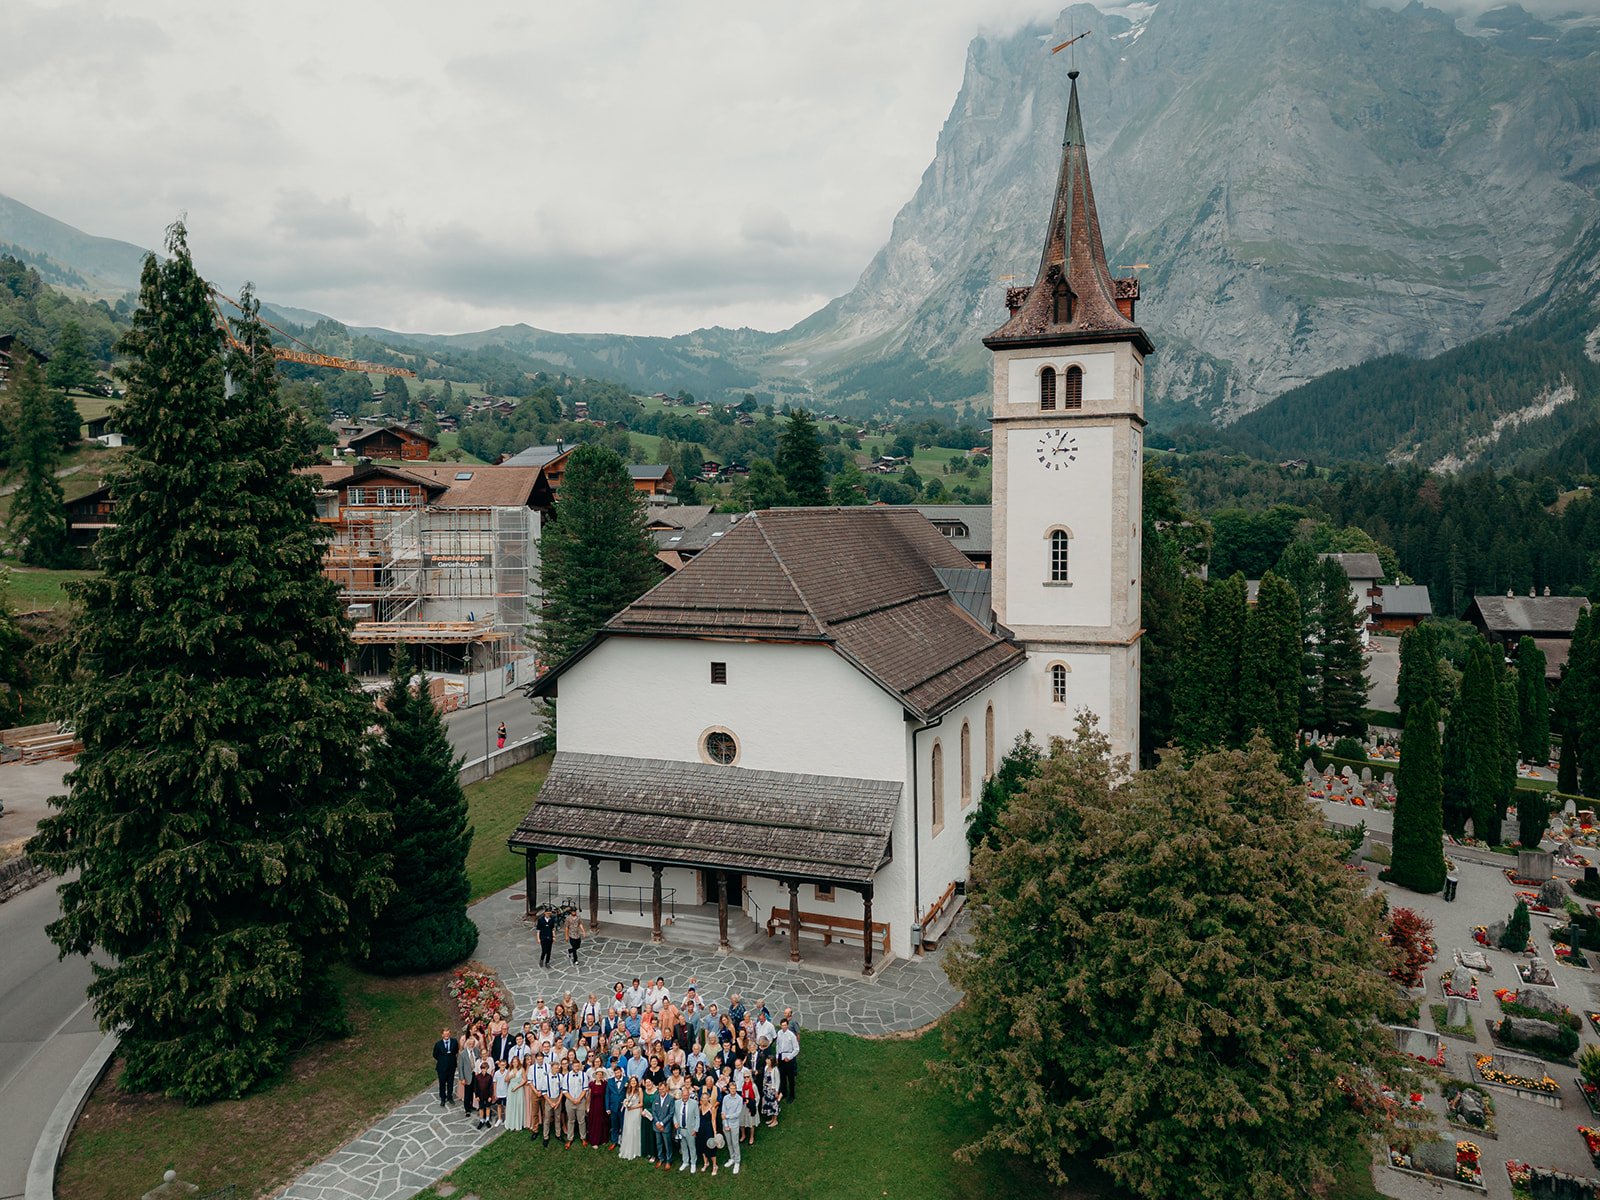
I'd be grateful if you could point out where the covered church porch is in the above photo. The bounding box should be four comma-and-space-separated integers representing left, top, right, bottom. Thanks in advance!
508, 752, 901, 976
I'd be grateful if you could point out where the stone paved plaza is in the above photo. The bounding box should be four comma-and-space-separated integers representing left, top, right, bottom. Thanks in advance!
276, 883, 965, 1200
1322, 800, 1600, 1200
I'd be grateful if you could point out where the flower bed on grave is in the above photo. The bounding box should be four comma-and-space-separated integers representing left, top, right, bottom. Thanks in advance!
1494, 990, 1581, 1029
1581, 1077, 1600, 1116
1516, 960, 1558, 988
1505, 868, 1549, 888
1505, 1159, 1532, 1198
1456, 1141, 1484, 1187
1445, 972, 1482, 1002
1476, 1054, 1560, 1095
1512, 890, 1558, 916
1389, 1140, 1485, 1191
1580, 1125, 1600, 1166
1554, 940, 1592, 969
448, 964, 513, 1028
1588, 1012, 1600, 1035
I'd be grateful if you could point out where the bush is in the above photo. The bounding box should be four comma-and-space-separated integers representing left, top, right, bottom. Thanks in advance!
1580, 1045, 1600, 1089
1332, 737, 1367, 761
1498, 1019, 1579, 1059
1368, 842, 1392, 866
1501, 900, 1532, 952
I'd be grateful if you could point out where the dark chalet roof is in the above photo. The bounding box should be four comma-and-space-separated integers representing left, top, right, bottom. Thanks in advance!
509, 752, 900, 885
985, 73, 1152, 355
535, 507, 1025, 720
1466, 594, 1591, 637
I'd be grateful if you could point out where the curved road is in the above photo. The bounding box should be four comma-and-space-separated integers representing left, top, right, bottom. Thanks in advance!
0, 692, 543, 1200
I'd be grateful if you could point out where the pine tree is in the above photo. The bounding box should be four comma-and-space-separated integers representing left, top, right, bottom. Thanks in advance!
46, 319, 96, 394
1396, 623, 1441, 724
1461, 639, 1506, 843
776, 408, 828, 506
1391, 697, 1445, 893
1238, 571, 1302, 767
535, 441, 659, 677
1315, 557, 1369, 737
26, 234, 392, 1103
4, 349, 73, 566
0, 567, 28, 724
1516, 636, 1551, 766
363, 651, 478, 974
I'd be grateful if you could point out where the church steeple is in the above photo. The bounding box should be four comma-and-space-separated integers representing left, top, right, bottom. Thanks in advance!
985, 71, 1151, 354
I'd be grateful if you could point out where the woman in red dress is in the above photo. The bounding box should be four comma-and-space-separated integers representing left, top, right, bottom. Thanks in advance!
585, 1064, 609, 1147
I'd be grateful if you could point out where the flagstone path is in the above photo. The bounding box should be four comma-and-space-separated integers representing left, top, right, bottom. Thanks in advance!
276, 884, 963, 1200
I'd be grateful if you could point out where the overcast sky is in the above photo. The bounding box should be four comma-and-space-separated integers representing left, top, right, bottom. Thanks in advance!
8, 0, 1593, 338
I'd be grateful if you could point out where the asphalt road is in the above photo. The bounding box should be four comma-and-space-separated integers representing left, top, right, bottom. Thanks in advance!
0, 694, 542, 1199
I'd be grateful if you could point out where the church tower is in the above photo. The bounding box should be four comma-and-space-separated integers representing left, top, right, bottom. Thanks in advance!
983, 70, 1150, 761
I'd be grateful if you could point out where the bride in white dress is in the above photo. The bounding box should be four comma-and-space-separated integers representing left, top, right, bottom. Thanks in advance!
618, 1077, 645, 1160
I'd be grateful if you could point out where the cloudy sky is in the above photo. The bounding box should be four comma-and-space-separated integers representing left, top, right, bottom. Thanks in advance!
7, 0, 1586, 338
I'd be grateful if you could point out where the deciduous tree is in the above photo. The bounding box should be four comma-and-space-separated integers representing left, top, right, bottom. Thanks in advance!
27, 233, 392, 1103
940, 725, 1404, 1200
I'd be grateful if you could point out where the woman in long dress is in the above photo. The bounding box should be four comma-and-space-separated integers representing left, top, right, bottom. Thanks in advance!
618, 1078, 645, 1160
696, 1086, 721, 1177
586, 1065, 609, 1146
761, 1057, 782, 1127
505, 1061, 526, 1132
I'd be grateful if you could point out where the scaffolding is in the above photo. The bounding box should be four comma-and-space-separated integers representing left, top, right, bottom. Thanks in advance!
317, 497, 539, 679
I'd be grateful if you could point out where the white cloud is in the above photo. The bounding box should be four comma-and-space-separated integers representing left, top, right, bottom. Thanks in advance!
5, 0, 1065, 335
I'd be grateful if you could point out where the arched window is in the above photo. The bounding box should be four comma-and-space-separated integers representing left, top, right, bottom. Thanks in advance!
1050, 664, 1068, 706
1063, 365, 1084, 409
1039, 366, 1056, 411
960, 721, 972, 807
1049, 529, 1070, 582
984, 704, 995, 779
931, 741, 945, 834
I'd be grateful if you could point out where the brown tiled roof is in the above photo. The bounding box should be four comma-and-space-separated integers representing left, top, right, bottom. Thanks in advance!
399, 464, 542, 508
508, 753, 899, 884
985, 73, 1151, 354
546, 507, 1025, 719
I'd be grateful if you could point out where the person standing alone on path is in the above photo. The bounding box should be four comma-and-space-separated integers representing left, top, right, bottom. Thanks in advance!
566, 908, 587, 965
536, 905, 557, 968
432, 1028, 459, 1108
497, 721, 507, 750
1445, 867, 1460, 902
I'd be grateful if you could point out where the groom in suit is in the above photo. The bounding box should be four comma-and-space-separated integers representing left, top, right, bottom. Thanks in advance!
649, 1079, 677, 1168
432, 1029, 459, 1108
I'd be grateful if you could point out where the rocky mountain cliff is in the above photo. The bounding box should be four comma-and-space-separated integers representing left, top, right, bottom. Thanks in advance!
783, 0, 1600, 421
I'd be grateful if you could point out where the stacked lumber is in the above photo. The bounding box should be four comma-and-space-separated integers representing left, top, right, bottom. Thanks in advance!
0, 722, 80, 762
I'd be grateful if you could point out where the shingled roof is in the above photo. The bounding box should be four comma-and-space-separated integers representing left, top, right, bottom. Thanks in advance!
984, 72, 1152, 354
535, 507, 1025, 720
1467, 594, 1590, 637
508, 752, 900, 885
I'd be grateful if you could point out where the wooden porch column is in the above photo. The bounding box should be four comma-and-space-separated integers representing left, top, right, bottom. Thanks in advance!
716, 870, 730, 951
786, 880, 801, 963
587, 858, 601, 933
651, 866, 664, 943
861, 884, 875, 977
524, 848, 537, 915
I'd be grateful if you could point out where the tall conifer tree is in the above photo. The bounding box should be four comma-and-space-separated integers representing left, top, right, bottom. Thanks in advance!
1239, 571, 1302, 767
1202, 573, 1248, 746
1495, 661, 1519, 827
1461, 639, 1506, 842
1139, 526, 1184, 763
28, 233, 392, 1103
535, 442, 659, 677
776, 408, 829, 506
3, 349, 72, 566
1515, 636, 1550, 765
1171, 575, 1210, 754
1441, 697, 1472, 838
1315, 558, 1369, 737
363, 651, 478, 974
1391, 697, 1445, 893
1396, 623, 1441, 724
1565, 609, 1600, 799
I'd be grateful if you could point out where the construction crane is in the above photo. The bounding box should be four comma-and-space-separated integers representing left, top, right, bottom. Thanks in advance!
208, 286, 416, 378
1118, 263, 1152, 274
1051, 30, 1091, 55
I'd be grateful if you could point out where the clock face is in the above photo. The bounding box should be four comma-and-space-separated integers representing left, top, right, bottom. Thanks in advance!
1036, 431, 1079, 471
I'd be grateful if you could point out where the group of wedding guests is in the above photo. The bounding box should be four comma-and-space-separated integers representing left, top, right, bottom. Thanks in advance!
432, 976, 802, 1177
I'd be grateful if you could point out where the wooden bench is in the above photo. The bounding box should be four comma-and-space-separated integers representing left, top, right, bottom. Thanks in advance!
765, 907, 890, 958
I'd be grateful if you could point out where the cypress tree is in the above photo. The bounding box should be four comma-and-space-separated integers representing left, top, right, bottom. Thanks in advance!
1196, 573, 1247, 749
1496, 663, 1519, 827
1516, 636, 1550, 765
1316, 558, 1369, 737
1172, 575, 1210, 754
1501, 899, 1532, 953
776, 408, 829, 506
1391, 696, 1445, 893
363, 651, 478, 974
1272, 540, 1322, 730
1239, 571, 1302, 767
1441, 697, 1472, 838
27, 234, 392, 1103
1396, 623, 1441, 724
1139, 526, 1184, 764
3, 349, 73, 566
535, 442, 659, 677
1567, 609, 1600, 799
1518, 789, 1549, 851
1559, 727, 1579, 795
1462, 640, 1505, 843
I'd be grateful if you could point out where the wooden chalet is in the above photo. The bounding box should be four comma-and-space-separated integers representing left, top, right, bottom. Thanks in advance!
343, 423, 437, 461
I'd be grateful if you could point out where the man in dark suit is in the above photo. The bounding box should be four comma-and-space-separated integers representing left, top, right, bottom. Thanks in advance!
432, 1028, 459, 1108
535, 905, 557, 968
490, 1029, 512, 1062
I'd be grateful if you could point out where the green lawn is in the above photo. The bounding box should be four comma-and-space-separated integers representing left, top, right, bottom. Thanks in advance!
433, 430, 488, 464
463, 754, 551, 901
57, 965, 455, 1200
2, 564, 96, 611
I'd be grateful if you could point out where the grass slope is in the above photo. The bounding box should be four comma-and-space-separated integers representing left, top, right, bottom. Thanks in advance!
464, 755, 551, 901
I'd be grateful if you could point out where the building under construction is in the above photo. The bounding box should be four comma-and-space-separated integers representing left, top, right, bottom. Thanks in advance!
307, 463, 550, 683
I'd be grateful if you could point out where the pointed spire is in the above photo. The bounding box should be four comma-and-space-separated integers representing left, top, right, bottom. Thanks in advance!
986, 71, 1150, 353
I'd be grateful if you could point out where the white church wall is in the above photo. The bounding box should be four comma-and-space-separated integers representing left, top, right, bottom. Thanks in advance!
1003, 347, 1116, 410
555, 637, 906, 780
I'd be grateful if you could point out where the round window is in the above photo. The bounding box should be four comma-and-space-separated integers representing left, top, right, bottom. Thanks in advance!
703, 730, 738, 765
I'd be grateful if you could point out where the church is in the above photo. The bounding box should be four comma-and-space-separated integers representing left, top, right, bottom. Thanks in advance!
512, 71, 1148, 974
